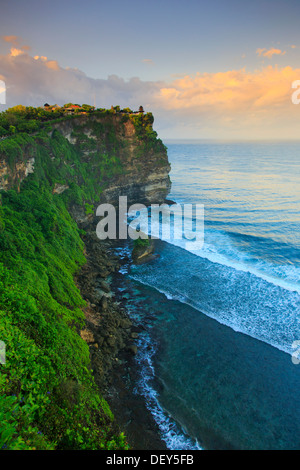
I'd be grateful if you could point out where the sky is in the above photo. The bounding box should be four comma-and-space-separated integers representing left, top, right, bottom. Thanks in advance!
1, 0, 300, 139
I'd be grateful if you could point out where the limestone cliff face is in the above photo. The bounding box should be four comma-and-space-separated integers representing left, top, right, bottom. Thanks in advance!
0, 156, 35, 191
51, 113, 171, 205
103, 116, 171, 205
51, 114, 171, 204
0, 112, 171, 205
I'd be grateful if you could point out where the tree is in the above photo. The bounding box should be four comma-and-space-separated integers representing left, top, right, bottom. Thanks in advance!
6, 105, 26, 115
121, 107, 133, 114
111, 105, 120, 113
82, 104, 94, 111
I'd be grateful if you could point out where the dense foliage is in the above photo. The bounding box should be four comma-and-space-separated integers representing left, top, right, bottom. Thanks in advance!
0, 123, 132, 449
0, 104, 97, 137
0, 104, 149, 137
129, 112, 167, 154
0, 106, 168, 449
0, 125, 124, 202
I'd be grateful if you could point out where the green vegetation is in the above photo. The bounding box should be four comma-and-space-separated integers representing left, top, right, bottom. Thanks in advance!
0, 133, 36, 169
0, 105, 62, 137
0, 104, 150, 138
0, 178, 129, 449
133, 238, 150, 249
129, 112, 167, 154
0, 117, 136, 450
85, 203, 94, 215
0, 104, 102, 137
0, 124, 124, 203
132, 238, 152, 262
0, 106, 168, 450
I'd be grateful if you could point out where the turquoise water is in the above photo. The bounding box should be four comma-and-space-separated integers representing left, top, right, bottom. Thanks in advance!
116, 141, 300, 449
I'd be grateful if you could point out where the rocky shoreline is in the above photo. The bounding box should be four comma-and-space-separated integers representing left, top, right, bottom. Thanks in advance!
75, 222, 167, 450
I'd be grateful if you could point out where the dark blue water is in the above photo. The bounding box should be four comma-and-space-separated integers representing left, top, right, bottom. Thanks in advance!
117, 141, 300, 449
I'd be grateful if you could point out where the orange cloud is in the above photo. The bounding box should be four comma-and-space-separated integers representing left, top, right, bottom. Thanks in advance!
256, 48, 266, 57
34, 55, 59, 69
2, 35, 31, 52
256, 48, 286, 59
155, 66, 300, 138
142, 59, 154, 65
10, 47, 25, 57
45, 60, 59, 71
158, 66, 300, 116
34, 55, 48, 61
2, 35, 18, 45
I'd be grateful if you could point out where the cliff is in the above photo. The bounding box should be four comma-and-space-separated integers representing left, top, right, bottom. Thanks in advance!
0, 110, 171, 450
0, 111, 171, 206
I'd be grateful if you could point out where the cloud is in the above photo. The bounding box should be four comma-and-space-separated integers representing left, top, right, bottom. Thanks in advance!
2, 35, 19, 45
1, 35, 31, 53
45, 60, 60, 71
158, 67, 300, 112
34, 55, 60, 70
156, 66, 300, 138
0, 47, 161, 110
256, 47, 286, 59
142, 59, 154, 65
0, 45, 300, 139
256, 48, 266, 57
9, 47, 25, 57
34, 55, 48, 61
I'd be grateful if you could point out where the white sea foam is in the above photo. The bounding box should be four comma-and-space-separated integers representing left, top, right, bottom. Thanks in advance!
128, 209, 300, 357
125, 197, 300, 360
129, 259, 300, 358
134, 331, 203, 450
133, 207, 300, 294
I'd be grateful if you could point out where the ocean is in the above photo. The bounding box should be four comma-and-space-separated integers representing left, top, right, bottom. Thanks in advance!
115, 140, 300, 450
